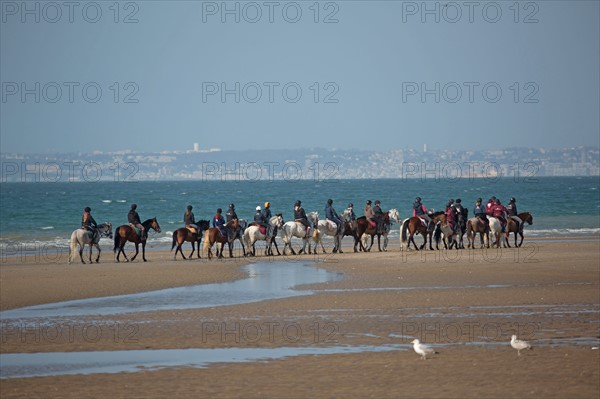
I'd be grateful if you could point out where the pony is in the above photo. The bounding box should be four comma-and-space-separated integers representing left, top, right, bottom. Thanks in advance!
339, 209, 360, 252
280, 212, 319, 255
433, 213, 459, 250
358, 209, 400, 252
504, 212, 533, 247
466, 217, 490, 249
171, 219, 210, 260
243, 214, 284, 257
400, 211, 444, 251
201, 219, 241, 260
68, 223, 113, 264
313, 217, 343, 254
114, 218, 161, 262
487, 217, 504, 248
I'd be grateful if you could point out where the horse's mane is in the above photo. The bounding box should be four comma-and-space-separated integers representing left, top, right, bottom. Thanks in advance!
142, 218, 155, 225
429, 211, 444, 217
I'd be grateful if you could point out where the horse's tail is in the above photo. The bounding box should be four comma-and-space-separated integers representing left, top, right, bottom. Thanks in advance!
400, 219, 409, 243
171, 231, 177, 251
68, 231, 78, 263
202, 229, 210, 254
113, 229, 121, 253
243, 228, 251, 248
434, 224, 442, 245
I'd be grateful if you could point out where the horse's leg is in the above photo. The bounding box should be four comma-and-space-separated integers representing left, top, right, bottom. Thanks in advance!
88, 243, 93, 263
428, 231, 434, 251
79, 243, 85, 264
95, 243, 101, 263
273, 239, 281, 256
518, 231, 524, 247
142, 241, 148, 262
130, 242, 139, 261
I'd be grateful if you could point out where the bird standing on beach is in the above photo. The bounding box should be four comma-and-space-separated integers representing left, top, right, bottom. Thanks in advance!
411, 339, 438, 360
510, 335, 532, 356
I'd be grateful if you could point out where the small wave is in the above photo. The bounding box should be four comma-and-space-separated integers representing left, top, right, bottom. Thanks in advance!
116, 200, 127, 203
40, 226, 54, 230
528, 228, 600, 236
102, 200, 112, 203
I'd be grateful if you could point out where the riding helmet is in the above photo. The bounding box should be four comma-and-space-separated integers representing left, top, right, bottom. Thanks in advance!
256, 206, 261, 211
366, 200, 372, 205
510, 197, 516, 203
495, 199, 501, 204
477, 198, 482, 203
295, 200, 301, 206
264, 202, 270, 208
187, 205, 193, 211
456, 198, 461, 204
217, 208, 222, 213
84, 207, 91, 212
327, 199, 333, 205
415, 197, 421, 202
375, 200, 380, 205
348, 203, 353, 208
131, 204, 137, 210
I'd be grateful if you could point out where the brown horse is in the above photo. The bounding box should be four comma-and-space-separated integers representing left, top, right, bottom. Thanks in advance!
114, 218, 161, 262
504, 212, 533, 247
171, 220, 210, 260
466, 217, 490, 249
400, 212, 444, 250
355, 211, 393, 252
202, 219, 240, 260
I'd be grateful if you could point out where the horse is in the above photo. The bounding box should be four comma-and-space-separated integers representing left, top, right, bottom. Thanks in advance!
400, 211, 444, 251
339, 210, 360, 252
280, 212, 319, 255
504, 212, 533, 247
455, 209, 468, 249
114, 218, 161, 262
243, 214, 284, 256
358, 209, 400, 252
201, 219, 240, 260
171, 220, 210, 260
313, 218, 343, 254
466, 217, 490, 249
433, 214, 460, 250
68, 223, 113, 264
487, 217, 504, 248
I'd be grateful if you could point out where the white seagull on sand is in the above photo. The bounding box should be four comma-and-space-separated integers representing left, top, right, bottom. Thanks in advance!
510, 334, 532, 356
411, 339, 438, 360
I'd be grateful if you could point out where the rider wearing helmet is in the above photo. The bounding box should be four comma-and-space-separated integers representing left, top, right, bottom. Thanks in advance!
294, 200, 311, 238
261, 202, 275, 240
474, 198, 489, 230
212, 208, 226, 237
364, 200, 376, 230
82, 206, 98, 237
491, 199, 508, 232
184, 205, 198, 232
452, 198, 468, 232
324, 199, 343, 234
226, 203, 238, 223
373, 200, 384, 234
486, 196, 496, 216
345, 203, 356, 221
506, 197, 522, 232
128, 203, 146, 240
413, 197, 432, 230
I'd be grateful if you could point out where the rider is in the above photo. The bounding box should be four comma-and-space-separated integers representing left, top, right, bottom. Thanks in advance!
413, 197, 432, 230
184, 205, 198, 232
486, 196, 497, 216
262, 202, 275, 239
226, 203, 238, 223
452, 198, 468, 230
364, 200, 377, 230
506, 197, 522, 232
294, 200, 311, 238
474, 198, 489, 230
212, 208, 226, 237
345, 203, 356, 221
373, 200, 384, 234
128, 204, 146, 240
324, 199, 343, 234
491, 199, 508, 232
444, 202, 457, 233
81, 207, 97, 238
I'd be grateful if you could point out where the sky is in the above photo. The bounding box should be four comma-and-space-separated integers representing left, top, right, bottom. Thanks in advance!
1, 0, 599, 153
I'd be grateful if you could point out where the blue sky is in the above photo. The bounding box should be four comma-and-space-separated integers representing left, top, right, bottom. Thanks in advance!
1, 1, 599, 153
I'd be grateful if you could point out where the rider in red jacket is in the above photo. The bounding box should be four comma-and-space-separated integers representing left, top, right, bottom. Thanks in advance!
491, 199, 508, 232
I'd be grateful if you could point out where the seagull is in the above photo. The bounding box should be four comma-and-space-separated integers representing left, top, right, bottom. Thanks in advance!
510, 334, 532, 356
411, 339, 438, 360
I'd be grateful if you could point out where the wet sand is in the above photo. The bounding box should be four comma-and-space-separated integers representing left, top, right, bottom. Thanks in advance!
1, 238, 599, 398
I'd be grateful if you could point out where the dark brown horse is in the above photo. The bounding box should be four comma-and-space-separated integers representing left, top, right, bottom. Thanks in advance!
400, 212, 444, 250
504, 212, 533, 247
114, 218, 161, 262
466, 217, 490, 249
202, 219, 240, 260
355, 211, 393, 252
171, 220, 210, 260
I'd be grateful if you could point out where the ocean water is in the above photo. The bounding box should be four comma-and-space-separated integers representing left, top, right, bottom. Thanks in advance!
1, 177, 598, 251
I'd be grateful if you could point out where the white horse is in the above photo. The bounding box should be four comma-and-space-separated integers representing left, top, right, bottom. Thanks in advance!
68, 223, 113, 264
488, 217, 504, 247
280, 212, 319, 255
244, 215, 284, 256
360, 208, 401, 252
314, 218, 343, 254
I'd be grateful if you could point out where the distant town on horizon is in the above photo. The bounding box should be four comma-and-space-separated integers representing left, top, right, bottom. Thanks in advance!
1, 145, 598, 182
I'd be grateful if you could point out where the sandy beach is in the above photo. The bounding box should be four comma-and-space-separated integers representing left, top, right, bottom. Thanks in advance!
1, 238, 599, 398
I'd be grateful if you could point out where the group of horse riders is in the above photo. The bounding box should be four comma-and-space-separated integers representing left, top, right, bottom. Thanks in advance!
80, 196, 522, 243
413, 196, 522, 234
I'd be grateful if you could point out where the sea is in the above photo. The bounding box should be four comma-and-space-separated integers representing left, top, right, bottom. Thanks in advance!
1, 177, 599, 254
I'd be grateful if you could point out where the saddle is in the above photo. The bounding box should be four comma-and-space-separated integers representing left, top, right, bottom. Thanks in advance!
368, 220, 376, 229
259, 226, 267, 235
418, 217, 427, 227
186, 226, 197, 234
129, 224, 144, 239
